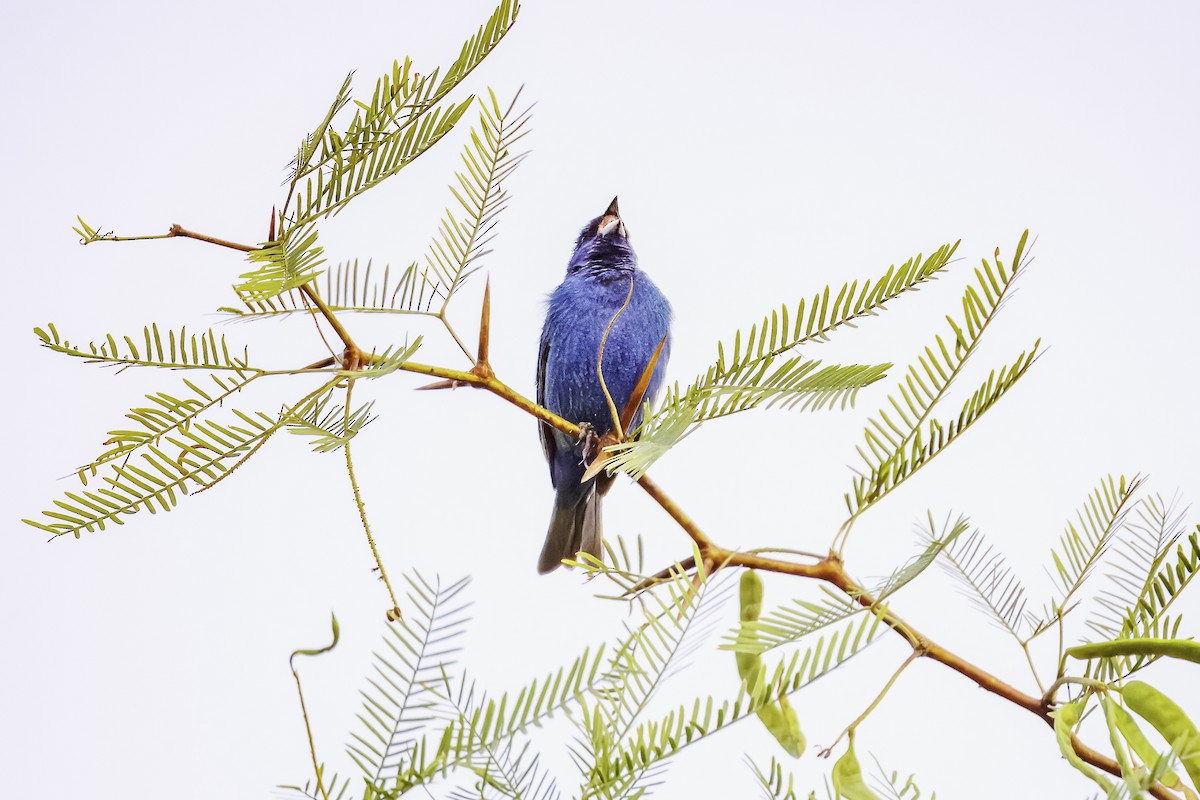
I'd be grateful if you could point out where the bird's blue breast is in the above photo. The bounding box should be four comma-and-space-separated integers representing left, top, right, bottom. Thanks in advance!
541, 268, 672, 435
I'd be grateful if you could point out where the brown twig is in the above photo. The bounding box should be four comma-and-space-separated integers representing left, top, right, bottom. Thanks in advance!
158, 224, 362, 363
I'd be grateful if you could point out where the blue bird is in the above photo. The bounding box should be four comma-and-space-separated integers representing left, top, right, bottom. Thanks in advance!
536, 198, 672, 573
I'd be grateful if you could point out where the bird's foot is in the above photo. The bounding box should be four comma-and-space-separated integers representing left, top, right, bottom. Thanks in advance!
576, 422, 601, 465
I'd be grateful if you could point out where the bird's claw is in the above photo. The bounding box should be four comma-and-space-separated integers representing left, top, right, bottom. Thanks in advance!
576, 422, 602, 465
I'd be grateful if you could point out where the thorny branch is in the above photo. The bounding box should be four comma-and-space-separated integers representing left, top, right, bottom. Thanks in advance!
96, 223, 1181, 800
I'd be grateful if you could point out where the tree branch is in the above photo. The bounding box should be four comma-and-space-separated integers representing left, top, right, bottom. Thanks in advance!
97, 221, 1181, 799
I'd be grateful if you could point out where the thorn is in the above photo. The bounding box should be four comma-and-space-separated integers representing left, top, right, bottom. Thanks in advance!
581, 454, 611, 483
416, 379, 460, 390
476, 276, 491, 367
269, 205, 276, 241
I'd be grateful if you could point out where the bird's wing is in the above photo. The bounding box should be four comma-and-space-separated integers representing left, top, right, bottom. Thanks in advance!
536, 330, 557, 481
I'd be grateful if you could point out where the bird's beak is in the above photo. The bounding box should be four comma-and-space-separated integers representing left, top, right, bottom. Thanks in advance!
597, 196, 624, 237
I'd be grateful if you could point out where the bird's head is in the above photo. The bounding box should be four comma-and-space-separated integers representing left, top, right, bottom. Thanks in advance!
568, 197, 636, 273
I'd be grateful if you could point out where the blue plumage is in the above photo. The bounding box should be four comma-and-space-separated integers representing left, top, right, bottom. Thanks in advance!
536, 198, 672, 573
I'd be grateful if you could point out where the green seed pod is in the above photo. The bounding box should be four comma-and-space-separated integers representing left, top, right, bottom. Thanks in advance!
1101, 696, 1140, 794
737, 570, 766, 691
1109, 700, 1183, 788
774, 692, 806, 758
736, 569, 804, 758
1052, 698, 1114, 794
1067, 638, 1200, 665
1122, 680, 1200, 791
740, 568, 764, 622
831, 734, 882, 800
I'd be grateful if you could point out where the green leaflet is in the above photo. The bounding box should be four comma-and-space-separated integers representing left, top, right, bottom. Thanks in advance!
748, 756, 803, 800
1087, 495, 1189, 640
237, 0, 521, 305
285, 389, 376, 453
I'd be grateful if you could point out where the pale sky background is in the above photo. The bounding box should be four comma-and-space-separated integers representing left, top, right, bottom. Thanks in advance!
2, 2, 1199, 798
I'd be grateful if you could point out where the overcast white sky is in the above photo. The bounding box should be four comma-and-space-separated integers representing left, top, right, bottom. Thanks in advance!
2, 2, 1199, 798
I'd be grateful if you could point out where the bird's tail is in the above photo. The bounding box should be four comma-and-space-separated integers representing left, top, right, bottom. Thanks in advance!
538, 482, 602, 574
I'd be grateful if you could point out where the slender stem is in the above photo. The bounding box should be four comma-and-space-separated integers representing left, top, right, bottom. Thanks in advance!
1022, 641, 1047, 695
290, 666, 329, 800
821, 651, 920, 757
596, 275, 636, 438
343, 378, 402, 621
1041, 676, 1110, 706
744, 546, 827, 560
440, 312, 474, 363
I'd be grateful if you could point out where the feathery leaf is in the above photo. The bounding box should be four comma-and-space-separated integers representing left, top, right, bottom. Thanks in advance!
23, 380, 339, 538
73, 371, 263, 481
34, 323, 252, 372
347, 573, 472, 787
924, 513, 1032, 640
845, 232, 1037, 522
227, 90, 531, 322
1029, 474, 1142, 638
284, 0, 520, 231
